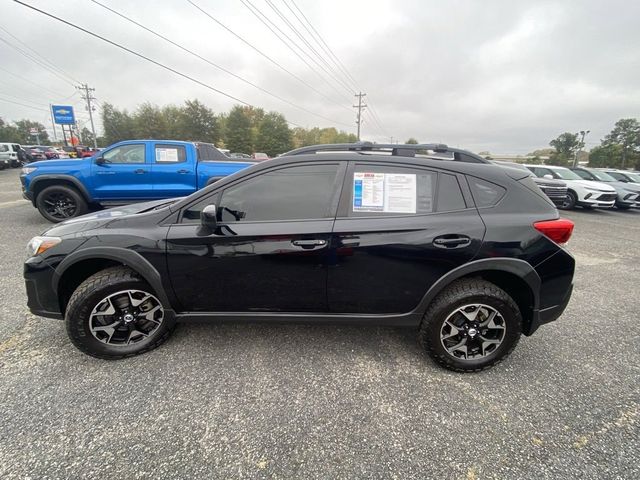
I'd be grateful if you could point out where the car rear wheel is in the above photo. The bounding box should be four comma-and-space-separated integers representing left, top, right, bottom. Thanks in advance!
419, 279, 522, 372
561, 191, 577, 210
36, 185, 88, 223
65, 266, 176, 359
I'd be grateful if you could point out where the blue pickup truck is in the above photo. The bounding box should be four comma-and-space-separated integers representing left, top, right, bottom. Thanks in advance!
21, 140, 255, 222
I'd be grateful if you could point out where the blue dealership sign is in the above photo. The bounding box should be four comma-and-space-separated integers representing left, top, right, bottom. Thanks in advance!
51, 105, 76, 125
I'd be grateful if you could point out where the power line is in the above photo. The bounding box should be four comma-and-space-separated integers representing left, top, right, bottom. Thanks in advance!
76, 83, 98, 149
0, 24, 80, 84
186, 0, 353, 116
0, 96, 50, 113
264, 0, 354, 96
12, 1, 276, 119
244, 0, 353, 101
353, 92, 367, 141
0, 34, 76, 87
88, 0, 349, 127
0, 67, 73, 99
286, 0, 391, 138
288, 0, 360, 90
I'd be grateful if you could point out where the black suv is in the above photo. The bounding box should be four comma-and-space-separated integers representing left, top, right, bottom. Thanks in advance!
24, 143, 575, 372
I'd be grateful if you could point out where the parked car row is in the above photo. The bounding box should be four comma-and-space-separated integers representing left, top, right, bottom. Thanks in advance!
494, 160, 640, 211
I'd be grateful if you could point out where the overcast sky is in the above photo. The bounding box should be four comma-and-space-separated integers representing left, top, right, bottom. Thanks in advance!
1, 0, 639, 153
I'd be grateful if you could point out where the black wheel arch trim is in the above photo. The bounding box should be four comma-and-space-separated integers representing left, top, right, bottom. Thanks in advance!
52, 246, 175, 314
415, 257, 541, 316
29, 175, 93, 204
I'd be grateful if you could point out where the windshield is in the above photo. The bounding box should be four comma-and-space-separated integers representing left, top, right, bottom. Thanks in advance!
589, 170, 616, 182
624, 172, 640, 182
552, 168, 582, 180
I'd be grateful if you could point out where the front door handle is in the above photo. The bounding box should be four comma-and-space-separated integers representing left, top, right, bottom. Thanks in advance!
134, 168, 147, 174
433, 235, 471, 249
291, 239, 327, 250
177, 169, 190, 174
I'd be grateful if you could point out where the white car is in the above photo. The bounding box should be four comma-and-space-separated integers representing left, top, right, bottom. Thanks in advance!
524, 164, 616, 209
599, 169, 640, 188
0, 142, 21, 168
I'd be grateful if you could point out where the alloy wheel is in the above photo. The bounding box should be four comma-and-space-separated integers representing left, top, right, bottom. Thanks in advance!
89, 290, 164, 346
42, 192, 77, 219
440, 304, 506, 360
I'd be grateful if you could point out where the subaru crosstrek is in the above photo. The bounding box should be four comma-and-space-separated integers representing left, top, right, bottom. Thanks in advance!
24, 143, 575, 372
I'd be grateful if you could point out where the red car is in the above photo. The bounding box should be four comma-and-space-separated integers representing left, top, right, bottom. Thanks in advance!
252, 152, 270, 161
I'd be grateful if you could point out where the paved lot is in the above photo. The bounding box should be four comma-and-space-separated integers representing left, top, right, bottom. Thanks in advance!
0, 167, 638, 479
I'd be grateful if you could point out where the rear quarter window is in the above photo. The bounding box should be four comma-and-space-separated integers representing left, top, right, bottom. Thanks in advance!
468, 177, 506, 207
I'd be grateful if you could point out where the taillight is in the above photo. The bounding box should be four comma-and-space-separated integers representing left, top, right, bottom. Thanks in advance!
534, 218, 574, 245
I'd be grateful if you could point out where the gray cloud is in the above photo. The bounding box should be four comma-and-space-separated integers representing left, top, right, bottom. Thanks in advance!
1, 0, 639, 153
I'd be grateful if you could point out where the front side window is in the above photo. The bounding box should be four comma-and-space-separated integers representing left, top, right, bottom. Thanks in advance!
102, 144, 145, 164
155, 144, 186, 163
218, 164, 340, 222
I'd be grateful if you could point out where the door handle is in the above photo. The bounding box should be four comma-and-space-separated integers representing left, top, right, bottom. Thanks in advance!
291, 239, 327, 250
134, 168, 147, 174
433, 235, 471, 249
177, 169, 190, 174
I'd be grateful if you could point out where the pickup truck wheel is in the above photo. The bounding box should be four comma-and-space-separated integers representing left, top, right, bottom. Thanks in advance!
419, 279, 522, 372
65, 266, 176, 359
11, 159, 21, 168
36, 185, 88, 222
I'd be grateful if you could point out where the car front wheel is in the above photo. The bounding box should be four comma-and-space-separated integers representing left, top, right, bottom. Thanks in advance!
36, 185, 88, 222
65, 266, 176, 359
561, 191, 577, 210
419, 279, 522, 372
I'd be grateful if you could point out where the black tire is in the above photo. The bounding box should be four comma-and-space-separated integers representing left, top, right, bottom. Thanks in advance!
65, 266, 176, 359
419, 279, 522, 372
560, 191, 577, 210
11, 159, 21, 168
36, 185, 88, 223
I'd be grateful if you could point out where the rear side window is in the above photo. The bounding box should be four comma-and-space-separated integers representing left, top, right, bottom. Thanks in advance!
349, 165, 436, 216
436, 174, 466, 211
0, 145, 8, 152
468, 177, 506, 207
155, 144, 186, 163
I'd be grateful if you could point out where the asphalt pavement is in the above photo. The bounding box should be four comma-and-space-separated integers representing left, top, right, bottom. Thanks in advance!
0, 167, 637, 479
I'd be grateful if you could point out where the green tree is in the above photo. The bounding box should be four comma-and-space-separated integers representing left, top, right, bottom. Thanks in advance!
162, 105, 184, 140
178, 99, 220, 144
134, 102, 168, 139
14, 119, 49, 144
588, 144, 623, 168
101, 102, 135, 144
549, 132, 581, 166
225, 105, 253, 153
406, 137, 419, 144
255, 112, 292, 157
80, 127, 95, 146
603, 118, 640, 168
0, 117, 21, 143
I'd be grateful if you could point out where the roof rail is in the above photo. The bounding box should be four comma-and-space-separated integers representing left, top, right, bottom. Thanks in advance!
281, 142, 488, 163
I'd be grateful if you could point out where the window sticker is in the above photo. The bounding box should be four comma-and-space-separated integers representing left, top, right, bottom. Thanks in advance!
156, 147, 179, 162
353, 172, 417, 213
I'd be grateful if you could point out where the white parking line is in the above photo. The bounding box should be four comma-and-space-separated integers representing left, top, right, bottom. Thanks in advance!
0, 199, 29, 208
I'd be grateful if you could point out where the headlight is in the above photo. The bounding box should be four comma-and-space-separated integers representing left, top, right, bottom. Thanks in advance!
22, 167, 37, 175
26, 236, 61, 256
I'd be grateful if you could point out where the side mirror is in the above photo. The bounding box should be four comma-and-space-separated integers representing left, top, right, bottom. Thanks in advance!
95, 156, 105, 165
543, 174, 553, 180
201, 204, 218, 229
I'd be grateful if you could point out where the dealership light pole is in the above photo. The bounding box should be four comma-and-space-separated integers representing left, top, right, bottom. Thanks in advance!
76, 83, 98, 148
573, 130, 590, 167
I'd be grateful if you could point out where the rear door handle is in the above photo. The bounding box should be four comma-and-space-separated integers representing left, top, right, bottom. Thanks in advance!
433, 235, 471, 249
291, 239, 327, 250
134, 168, 147, 174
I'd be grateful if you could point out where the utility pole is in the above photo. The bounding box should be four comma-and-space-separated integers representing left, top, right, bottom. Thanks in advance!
76, 83, 98, 148
353, 92, 367, 141
49, 104, 57, 141
573, 130, 590, 167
